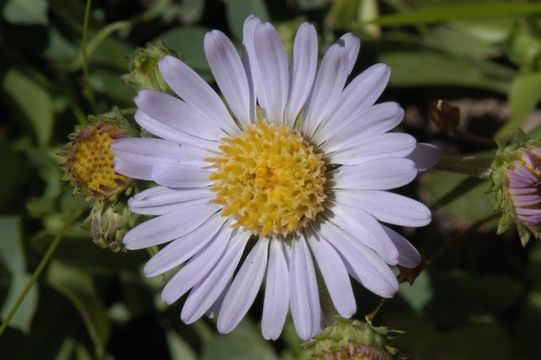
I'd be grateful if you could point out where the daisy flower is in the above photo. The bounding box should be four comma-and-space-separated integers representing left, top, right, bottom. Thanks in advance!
112, 15, 438, 340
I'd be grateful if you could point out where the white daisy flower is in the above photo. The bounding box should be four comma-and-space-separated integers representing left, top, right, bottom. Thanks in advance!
112, 15, 439, 341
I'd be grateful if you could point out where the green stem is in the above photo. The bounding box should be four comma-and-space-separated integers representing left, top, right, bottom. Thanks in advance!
82, 0, 97, 112
435, 152, 495, 179
0, 231, 64, 336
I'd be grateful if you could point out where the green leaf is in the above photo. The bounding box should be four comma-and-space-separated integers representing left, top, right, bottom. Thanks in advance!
166, 331, 197, 360
46, 261, 111, 358
497, 72, 541, 137
399, 271, 433, 313
3, 0, 48, 25
2, 70, 54, 147
225, 0, 269, 41
159, 26, 211, 75
0, 216, 38, 334
201, 319, 278, 360
379, 51, 513, 94
364, 2, 541, 26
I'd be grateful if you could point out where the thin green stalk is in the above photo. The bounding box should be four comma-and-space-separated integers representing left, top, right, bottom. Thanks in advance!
82, 0, 97, 112
0, 232, 64, 336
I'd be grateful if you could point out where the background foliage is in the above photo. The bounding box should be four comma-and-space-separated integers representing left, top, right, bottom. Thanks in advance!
2, 0, 541, 359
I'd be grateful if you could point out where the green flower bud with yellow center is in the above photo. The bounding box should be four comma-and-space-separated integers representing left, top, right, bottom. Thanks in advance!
300, 319, 405, 360
122, 40, 181, 93
62, 111, 136, 200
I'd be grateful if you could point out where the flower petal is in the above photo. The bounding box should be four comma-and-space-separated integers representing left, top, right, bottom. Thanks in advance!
123, 202, 219, 250
334, 158, 417, 190
254, 22, 289, 124
135, 90, 225, 140
181, 231, 251, 324
114, 158, 153, 181
338, 190, 431, 227
307, 233, 356, 318
205, 30, 253, 126
218, 237, 269, 333
158, 55, 238, 134
289, 235, 321, 340
339, 33, 360, 75
406, 143, 440, 172
128, 186, 214, 216
381, 225, 421, 269
302, 43, 349, 136
318, 222, 398, 298
151, 164, 211, 188
161, 223, 234, 304
261, 240, 289, 340
285, 22, 317, 126
144, 214, 226, 277
329, 133, 416, 165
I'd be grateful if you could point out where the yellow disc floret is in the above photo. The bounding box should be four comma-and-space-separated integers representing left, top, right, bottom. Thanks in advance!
208, 122, 327, 237
69, 124, 129, 197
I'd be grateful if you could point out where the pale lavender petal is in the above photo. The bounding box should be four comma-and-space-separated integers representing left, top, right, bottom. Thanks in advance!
307, 233, 356, 318
339, 33, 360, 75
333, 159, 417, 190
114, 158, 153, 181
151, 164, 211, 188
406, 143, 440, 172
262, 240, 289, 340
381, 225, 421, 269
205, 30, 253, 126
218, 237, 269, 333
128, 187, 214, 216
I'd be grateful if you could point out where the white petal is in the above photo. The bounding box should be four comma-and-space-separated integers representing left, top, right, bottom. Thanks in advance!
329, 133, 416, 165
406, 143, 440, 172
318, 222, 398, 298
331, 201, 399, 265
158, 55, 238, 134
128, 186, 214, 216
112, 138, 209, 167
254, 22, 289, 124
318, 64, 390, 141
289, 235, 321, 340
135, 90, 225, 140
381, 225, 421, 268
144, 214, 226, 277
181, 231, 251, 324
307, 233, 356, 318
261, 240, 289, 340
285, 23, 317, 126
217, 237, 269, 333
339, 33, 360, 75
322, 102, 403, 150
303, 43, 349, 136
205, 30, 253, 126
338, 190, 431, 227
133, 110, 219, 151
161, 223, 234, 304
123, 202, 219, 250
334, 158, 417, 190
242, 15, 263, 122
151, 164, 211, 188
114, 158, 153, 181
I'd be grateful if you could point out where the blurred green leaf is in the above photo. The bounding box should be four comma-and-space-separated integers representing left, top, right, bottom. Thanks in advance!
47, 261, 111, 358
225, 0, 269, 41
201, 319, 277, 360
296, 0, 329, 11
166, 331, 197, 360
498, 72, 541, 137
159, 26, 211, 76
3, 0, 48, 25
380, 51, 513, 93
365, 2, 541, 26
423, 25, 500, 59
2, 70, 54, 147
399, 271, 433, 313
0, 216, 38, 333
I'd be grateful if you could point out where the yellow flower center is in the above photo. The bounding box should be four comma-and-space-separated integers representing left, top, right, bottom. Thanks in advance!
208, 122, 327, 237
70, 124, 128, 196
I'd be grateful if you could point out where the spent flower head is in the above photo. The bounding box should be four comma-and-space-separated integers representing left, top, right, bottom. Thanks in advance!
112, 16, 438, 340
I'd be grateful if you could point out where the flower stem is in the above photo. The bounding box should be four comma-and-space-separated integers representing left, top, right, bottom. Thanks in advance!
365, 298, 385, 324
435, 152, 495, 179
82, 0, 97, 112
0, 231, 64, 336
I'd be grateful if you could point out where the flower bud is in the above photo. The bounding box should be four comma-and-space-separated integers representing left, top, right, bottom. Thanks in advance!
300, 319, 404, 360
122, 41, 181, 93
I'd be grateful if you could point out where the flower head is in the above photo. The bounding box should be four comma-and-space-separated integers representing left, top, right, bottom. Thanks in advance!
112, 16, 438, 340
490, 131, 541, 244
